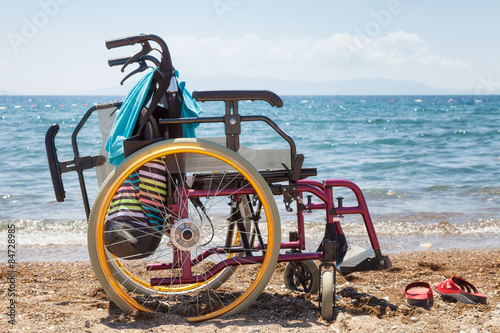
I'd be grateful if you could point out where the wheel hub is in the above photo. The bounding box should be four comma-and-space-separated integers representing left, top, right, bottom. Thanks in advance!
171, 219, 203, 250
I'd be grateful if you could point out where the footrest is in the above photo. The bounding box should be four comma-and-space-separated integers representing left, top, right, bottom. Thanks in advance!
337, 246, 391, 275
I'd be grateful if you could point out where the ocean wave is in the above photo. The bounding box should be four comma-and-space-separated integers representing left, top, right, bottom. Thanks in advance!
0, 219, 87, 247
280, 215, 500, 239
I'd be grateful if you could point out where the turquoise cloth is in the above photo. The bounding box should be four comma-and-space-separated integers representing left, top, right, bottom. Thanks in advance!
176, 70, 202, 138
106, 68, 157, 166
105, 69, 202, 166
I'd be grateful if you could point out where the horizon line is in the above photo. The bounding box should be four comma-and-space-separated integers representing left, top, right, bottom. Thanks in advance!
0, 93, 496, 97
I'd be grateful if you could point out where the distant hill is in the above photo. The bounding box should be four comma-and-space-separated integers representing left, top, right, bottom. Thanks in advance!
179, 75, 473, 96
0, 89, 17, 95
3, 76, 474, 96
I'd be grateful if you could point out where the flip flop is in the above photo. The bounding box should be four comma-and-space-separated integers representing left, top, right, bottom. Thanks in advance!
432, 277, 487, 305
404, 281, 433, 308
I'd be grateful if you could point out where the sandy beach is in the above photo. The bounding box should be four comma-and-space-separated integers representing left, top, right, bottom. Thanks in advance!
1, 248, 499, 332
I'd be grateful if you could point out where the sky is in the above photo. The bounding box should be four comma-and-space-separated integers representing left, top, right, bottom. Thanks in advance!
1, 0, 500, 95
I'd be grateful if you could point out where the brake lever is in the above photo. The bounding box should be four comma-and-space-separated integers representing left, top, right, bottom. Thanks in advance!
120, 40, 153, 73
120, 59, 149, 85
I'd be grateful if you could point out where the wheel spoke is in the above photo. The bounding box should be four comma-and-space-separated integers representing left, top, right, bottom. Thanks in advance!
88, 139, 280, 322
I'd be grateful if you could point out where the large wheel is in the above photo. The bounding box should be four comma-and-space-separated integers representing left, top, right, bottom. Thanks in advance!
108, 193, 253, 295
283, 260, 319, 294
321, 270, 334, 321
88, 138, 281, 322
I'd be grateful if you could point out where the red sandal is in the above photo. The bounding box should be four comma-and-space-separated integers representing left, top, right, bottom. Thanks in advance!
432, 277, 487, 304
404, 281, 433, 308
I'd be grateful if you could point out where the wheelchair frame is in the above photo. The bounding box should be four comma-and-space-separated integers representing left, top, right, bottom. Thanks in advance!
45, 34, 391, 322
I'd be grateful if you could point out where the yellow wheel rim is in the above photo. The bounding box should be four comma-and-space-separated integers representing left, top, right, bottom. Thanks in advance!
90, 139, 278, 321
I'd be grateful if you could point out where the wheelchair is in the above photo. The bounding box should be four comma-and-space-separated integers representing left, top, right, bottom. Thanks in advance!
45, 34, 391, 322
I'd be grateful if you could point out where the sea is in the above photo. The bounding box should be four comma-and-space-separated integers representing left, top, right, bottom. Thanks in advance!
1, 94, 499, 261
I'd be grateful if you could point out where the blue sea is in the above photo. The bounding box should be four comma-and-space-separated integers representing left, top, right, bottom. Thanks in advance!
1, 94, 499, 261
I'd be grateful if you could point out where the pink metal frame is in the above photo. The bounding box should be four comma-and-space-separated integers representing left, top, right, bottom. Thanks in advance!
148, 178, 381, 287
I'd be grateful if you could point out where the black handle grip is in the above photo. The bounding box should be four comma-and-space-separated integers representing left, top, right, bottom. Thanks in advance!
108, 55, 160, 68
108, 57, 130, 67
105, 34, 173, 72
105, 35, 146, 49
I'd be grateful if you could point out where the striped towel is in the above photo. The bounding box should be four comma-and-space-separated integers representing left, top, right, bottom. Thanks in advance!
107, 158, 167, 231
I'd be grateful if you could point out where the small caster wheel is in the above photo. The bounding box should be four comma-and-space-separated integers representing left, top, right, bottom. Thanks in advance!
283, 260, 319, 294
321, 270, 334, 321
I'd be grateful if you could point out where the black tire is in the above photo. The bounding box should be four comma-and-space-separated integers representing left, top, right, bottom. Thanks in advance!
321, 270, 334, 321
283, 260, 319, 294
88, 139, 281, 322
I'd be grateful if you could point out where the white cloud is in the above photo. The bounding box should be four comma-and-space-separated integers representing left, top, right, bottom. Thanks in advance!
338, 31, 467, 69
165, 31, 467, 80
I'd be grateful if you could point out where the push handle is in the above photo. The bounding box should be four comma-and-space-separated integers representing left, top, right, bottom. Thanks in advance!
105, 33, 173, 72
105, 34, 147, 49
108, 55, 160, 68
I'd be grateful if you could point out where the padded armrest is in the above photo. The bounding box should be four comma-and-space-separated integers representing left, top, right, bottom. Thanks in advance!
192, 90, 283, 108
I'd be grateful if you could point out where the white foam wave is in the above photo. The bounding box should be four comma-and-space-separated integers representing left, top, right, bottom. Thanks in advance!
0, 219, 87, 247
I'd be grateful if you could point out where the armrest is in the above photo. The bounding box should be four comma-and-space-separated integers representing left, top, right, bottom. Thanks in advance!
192, 90, 283, 108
